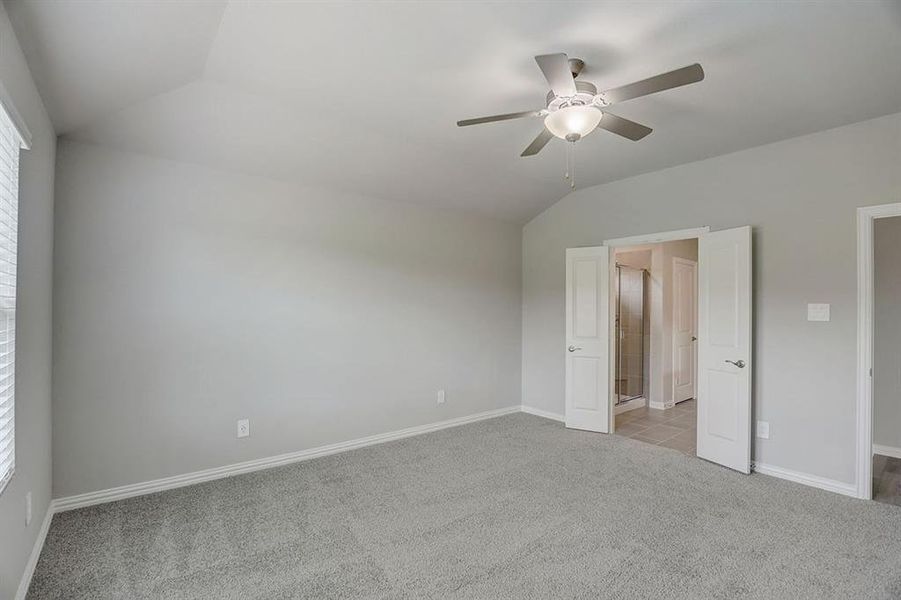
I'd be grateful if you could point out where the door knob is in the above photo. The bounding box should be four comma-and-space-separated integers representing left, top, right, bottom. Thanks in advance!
725, 359, 746, 368
568, 345, 582, 352
691, 336, 697, 341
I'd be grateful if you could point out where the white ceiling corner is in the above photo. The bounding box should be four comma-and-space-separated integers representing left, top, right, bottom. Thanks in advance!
5, 0, 227, 133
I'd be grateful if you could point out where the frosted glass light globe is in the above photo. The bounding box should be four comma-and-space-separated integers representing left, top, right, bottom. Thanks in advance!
544, 105, 602, 141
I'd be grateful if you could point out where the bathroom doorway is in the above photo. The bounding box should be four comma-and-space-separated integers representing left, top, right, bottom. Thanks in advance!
611, 238, 699, 455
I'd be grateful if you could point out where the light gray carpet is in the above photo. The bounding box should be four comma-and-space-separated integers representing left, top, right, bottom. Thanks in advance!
28, 413, 901, 599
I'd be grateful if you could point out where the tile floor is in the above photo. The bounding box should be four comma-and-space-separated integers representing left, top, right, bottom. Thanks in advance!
614, 398, 696, 456
873, 453, 901, 506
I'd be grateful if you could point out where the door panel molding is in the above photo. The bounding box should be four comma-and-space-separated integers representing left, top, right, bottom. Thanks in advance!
565, 246, 610, 433
697, 226, 752, 473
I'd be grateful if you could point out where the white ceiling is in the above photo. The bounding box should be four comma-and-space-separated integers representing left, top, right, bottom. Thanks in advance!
8, 0, 901, 223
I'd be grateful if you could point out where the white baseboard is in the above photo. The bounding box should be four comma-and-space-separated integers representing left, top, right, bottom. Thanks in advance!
54, 405, 520, 512
520, 405, 564, 422
648, 400, 672, 410
873, 444, 901, 460
752, 462, 858, 498
614, 397, 646, 415
15, 500, 57, 600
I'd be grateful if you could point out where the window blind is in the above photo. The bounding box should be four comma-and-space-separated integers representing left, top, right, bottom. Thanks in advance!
0, 101, 23, 495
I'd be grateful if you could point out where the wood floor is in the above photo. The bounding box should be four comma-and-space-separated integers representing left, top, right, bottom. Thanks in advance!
613, 398, 696, 456
873, 454, 901, 506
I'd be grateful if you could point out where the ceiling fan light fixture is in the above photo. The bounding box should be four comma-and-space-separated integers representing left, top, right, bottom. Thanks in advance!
544, 105, 602, 141
457, 54, 703, 158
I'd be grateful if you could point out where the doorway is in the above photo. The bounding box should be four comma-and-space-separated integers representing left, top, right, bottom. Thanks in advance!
611, 239, 698, 455
564, 226, 753, 473
866, 210, 901, 505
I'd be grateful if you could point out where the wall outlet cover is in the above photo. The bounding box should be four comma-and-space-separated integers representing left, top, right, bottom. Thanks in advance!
237, 419, 250, 438
756, 420, 770, 439
437, 389, 446, 405
25, 491, 32, 526
807, 303, 830, 322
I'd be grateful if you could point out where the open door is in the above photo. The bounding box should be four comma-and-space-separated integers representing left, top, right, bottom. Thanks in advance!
565, 247, 610, 433
673, 258, 698, 403
697, 226, 752, 473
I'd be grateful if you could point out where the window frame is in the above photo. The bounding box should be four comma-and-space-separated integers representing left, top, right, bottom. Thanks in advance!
0, 81, 31, 497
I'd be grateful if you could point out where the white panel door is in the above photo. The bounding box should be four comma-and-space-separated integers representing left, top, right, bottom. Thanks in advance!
565, 246, 610, 433
673, 258, 698, 403
697, 226, 752, 473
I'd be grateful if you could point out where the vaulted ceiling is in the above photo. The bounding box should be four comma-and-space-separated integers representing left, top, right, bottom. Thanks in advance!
7, 0, 901, 223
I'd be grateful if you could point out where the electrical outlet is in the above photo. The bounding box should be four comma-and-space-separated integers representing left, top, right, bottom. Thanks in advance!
756, 421, 770, 439
237, 419, 250, 438
437, 389, 446, 405
25, 491, 32, 526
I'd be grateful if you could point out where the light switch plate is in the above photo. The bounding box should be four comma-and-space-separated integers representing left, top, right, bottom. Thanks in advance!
756, 421, 770, 439
437, 389, 446, 405
807, 303, 830, 322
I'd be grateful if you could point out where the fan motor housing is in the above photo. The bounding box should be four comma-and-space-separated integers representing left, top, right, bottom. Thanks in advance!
546, 81, 598, 112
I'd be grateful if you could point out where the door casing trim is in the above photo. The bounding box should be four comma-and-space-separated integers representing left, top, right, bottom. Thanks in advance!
856, 202, 901, 499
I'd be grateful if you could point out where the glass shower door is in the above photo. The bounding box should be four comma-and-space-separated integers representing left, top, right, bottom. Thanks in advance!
615, 265, 645, 405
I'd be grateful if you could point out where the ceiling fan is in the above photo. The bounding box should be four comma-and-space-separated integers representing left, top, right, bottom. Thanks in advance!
457, 53, 704, 157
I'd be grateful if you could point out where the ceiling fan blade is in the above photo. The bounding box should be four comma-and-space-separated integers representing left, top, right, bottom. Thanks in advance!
597, 112, 653, 141
521, 127, 554, 157
535, 53, 577, 98
600, 63, 704, 105
457, 110, 542, 127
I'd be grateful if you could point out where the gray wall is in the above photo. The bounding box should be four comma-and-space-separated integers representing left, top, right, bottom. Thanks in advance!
52, 140, 522, 498
522, 112, 901, 485
874, 216, 901, 450
0, 4, 55, 598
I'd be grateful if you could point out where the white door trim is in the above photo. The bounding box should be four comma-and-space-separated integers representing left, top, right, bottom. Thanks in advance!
604, 227, 710, 248
856, 201, 901, 500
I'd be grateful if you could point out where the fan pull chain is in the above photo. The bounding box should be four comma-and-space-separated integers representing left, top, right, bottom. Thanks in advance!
569, 141, 576, 189
562, 143, 577, 190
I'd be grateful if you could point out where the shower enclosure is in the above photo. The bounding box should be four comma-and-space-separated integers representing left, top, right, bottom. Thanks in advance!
615, 264, 646, 405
